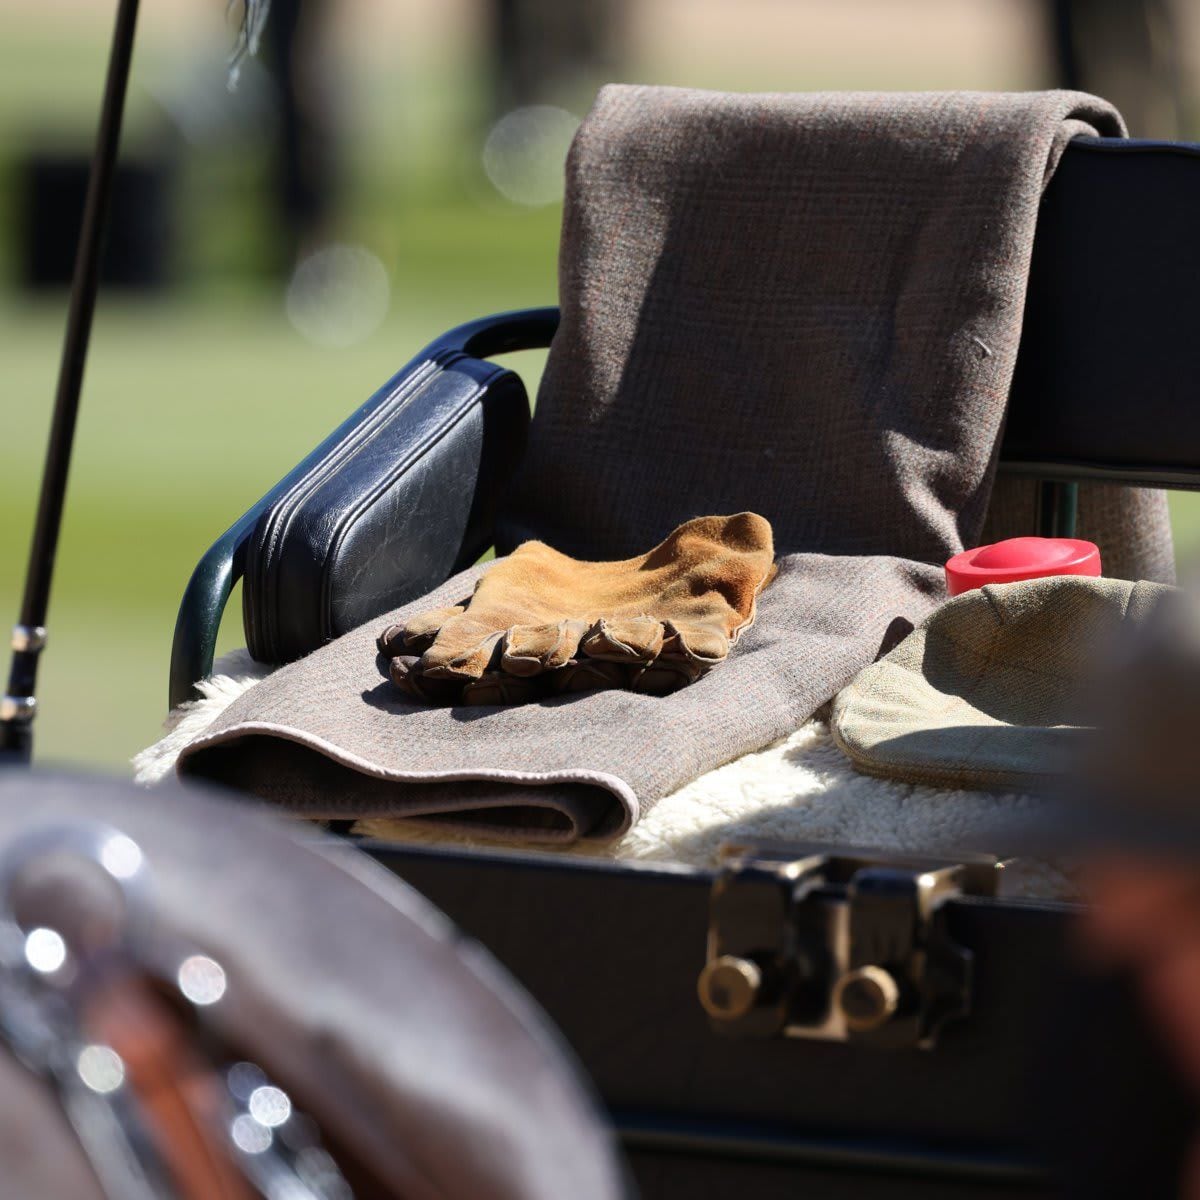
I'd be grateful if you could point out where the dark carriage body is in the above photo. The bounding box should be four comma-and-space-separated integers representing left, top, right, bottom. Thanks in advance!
377, 844, 1070, 1199
176, 138, 1200, 1197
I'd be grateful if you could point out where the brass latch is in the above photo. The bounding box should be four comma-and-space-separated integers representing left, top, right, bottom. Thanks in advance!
697, 842, 1002, 1050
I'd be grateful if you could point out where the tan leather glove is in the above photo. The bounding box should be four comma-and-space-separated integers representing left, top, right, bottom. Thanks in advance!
377, 513, 776, 705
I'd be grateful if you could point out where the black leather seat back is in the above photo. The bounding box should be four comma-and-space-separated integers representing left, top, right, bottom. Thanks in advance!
1004, 138, 1200, 489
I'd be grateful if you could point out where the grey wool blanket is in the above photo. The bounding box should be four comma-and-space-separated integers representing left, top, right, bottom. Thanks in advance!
178, 86, 1173, 839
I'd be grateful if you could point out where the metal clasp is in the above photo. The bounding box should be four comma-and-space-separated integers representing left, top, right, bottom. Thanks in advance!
697, 841, 1002, 1050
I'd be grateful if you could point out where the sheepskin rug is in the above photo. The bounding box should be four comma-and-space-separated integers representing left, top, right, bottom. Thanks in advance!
134, 650, 1071, 900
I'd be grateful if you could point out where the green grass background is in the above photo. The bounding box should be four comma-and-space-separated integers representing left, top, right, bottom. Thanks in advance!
2, 2, 1199, 770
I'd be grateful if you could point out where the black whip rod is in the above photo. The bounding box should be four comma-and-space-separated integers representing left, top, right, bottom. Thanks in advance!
1, 0, 142, 763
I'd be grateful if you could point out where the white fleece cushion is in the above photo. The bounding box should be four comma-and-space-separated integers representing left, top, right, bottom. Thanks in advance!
134, 650, 1070, 900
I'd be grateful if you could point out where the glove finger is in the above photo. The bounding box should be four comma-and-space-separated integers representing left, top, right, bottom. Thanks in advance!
377, 605, 466, 657
662, 619, 732, 665
550, 659, 629, 695
630, 657, 705, 696
580, 616, 665, 664
387, 656, 464, 706
419, 625, 505, 681
463, 671, 546, 706
502, 619, 589, 676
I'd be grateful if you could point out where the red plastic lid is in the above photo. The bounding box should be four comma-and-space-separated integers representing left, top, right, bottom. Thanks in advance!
944, 536, 1101, 597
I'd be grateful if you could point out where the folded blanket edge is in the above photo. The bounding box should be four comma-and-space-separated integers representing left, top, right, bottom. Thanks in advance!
175, 720, 641, 839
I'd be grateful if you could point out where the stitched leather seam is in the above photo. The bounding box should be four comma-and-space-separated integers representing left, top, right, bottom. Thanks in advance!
254, 359, 442, 658
251, 358, 442, 660
319, 371, 503, 638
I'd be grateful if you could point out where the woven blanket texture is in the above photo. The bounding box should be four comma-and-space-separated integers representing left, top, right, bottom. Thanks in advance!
176, 86, 1171, 838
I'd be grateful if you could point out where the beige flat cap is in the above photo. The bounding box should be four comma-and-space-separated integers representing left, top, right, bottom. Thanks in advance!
832, 576, 1173, 792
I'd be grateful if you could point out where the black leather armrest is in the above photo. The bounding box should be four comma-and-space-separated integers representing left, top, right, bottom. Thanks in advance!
242, 355, 528, 665
169, 308, 559, 708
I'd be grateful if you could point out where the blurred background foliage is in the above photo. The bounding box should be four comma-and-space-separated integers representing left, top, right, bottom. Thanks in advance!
1, 0, 1199, 768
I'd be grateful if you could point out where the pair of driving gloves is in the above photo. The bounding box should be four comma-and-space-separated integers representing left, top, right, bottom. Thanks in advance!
377, 513, 776, 706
